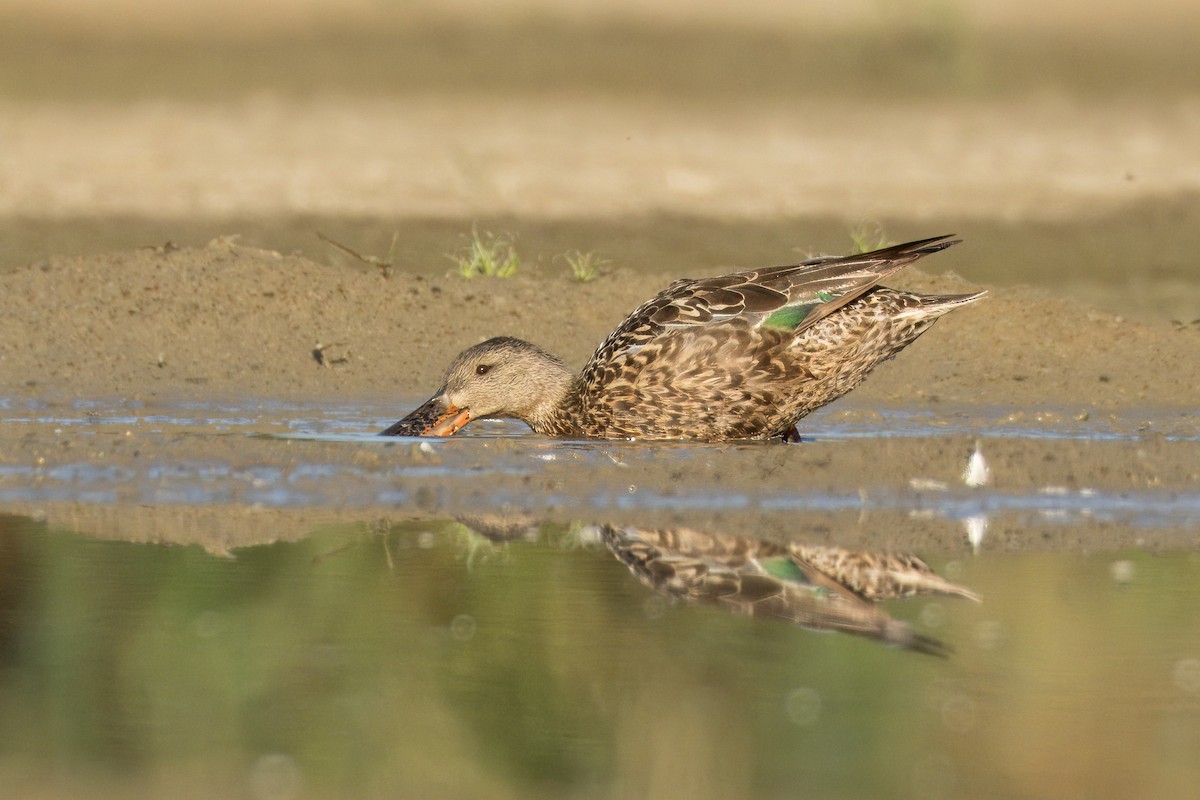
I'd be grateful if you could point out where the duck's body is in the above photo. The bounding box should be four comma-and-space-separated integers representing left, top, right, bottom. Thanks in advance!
383, 235, 984, 441
599, 525, 978, 655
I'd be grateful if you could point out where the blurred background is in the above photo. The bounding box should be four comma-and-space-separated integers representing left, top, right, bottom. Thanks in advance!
3, 5, 1200, 799
1, 0, 1198, 318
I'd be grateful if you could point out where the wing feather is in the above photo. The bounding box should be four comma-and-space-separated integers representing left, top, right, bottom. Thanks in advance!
581, 235, 959, 384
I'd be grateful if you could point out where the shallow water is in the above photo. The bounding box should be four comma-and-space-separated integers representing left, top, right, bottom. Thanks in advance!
1, 399, 1199, 798
3, 398, 1199, 534
2, 514, 1199, 800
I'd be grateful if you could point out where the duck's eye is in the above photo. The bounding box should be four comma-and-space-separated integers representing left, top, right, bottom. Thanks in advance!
475, 364, 492, 376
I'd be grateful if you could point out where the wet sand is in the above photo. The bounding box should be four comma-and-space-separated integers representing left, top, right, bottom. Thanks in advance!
2, 418, 1198, 555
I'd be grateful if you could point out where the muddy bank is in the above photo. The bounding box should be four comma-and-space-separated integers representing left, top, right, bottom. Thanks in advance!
0, 238, 1197, 554
2, 239, 1197, 410
6, 197, 1200, 323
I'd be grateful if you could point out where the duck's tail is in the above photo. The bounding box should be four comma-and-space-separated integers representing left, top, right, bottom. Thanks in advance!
894, 289, 988, 320
856, 233, 961, 261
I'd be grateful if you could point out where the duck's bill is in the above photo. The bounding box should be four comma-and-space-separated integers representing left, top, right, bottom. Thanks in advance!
380, 394, 472, 437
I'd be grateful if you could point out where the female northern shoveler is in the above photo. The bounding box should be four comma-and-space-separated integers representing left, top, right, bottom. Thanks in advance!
382, 235, 984, 441
599, 524, 978, 654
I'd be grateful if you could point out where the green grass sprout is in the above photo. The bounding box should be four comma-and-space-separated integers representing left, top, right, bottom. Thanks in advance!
558, 249, 608, 283
848, 222, 890, 254
448, 225, 520, 279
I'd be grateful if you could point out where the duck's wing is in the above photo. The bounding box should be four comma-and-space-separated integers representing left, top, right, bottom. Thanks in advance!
583, 235, 959, 373
788, 544, 982, 602
608, 526, 788, 567
599, 525, 951, 656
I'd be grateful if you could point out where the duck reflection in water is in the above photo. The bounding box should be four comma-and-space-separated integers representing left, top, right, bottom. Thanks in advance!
596, 525, 978, 656
447, 515, 978, 656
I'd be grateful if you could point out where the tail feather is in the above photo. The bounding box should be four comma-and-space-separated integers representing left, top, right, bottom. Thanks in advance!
859, 233, 960, 261
895, 290, 988, 320
768, 235, 965, 332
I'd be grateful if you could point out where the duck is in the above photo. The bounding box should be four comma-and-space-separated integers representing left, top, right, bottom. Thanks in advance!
598, 524, 979, 655
381, 235, 984, 441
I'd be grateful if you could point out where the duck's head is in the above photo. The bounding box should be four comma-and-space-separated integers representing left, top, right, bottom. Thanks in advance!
381, 337, 574, 437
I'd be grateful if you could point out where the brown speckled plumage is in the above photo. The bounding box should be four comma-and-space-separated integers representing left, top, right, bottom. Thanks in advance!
598, 525, 978, 655
382, 235, 984, 441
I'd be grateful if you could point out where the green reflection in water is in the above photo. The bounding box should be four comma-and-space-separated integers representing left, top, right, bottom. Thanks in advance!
1, 514, 1199, 800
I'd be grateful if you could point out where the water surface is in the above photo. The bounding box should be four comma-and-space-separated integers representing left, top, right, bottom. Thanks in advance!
1, 399, 1199, 798
2, 513, 1199, 800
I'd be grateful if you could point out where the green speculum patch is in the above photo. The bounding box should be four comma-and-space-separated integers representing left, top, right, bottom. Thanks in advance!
763, 303, 819, 330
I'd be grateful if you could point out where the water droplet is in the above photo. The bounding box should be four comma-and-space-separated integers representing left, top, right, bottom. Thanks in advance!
941, 694, 976, 733
920, 603, 947, 630
785, 687, 822, 726
193, 610, 225, 639
248, 754, 302, 800
641, 595, 668, 620
973, 619, 1005, 651
1173, 658, 1200, 694
1109, 559, 1135, 584
450, 614, 477, 642
911, 752, 956, 799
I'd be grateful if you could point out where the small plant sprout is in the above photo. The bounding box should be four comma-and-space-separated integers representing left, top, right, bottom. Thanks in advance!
448, 226, 520, 279
312, 340, 350, 368
317, 231, 398, 278
848, 222, 890, 254
559, 250, 608, 283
